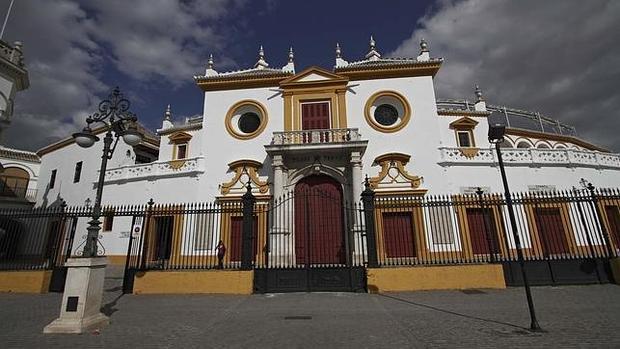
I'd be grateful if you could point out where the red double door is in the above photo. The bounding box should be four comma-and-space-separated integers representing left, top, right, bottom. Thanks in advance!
301, 102, 330, 130
294, 175, 345, 265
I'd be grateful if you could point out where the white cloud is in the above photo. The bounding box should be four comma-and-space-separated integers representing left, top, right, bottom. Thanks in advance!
391, 0, 620, 150
0, 0, 243, 151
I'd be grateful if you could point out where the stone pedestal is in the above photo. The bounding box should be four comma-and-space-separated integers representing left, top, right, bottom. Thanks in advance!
44, 257, 109, 334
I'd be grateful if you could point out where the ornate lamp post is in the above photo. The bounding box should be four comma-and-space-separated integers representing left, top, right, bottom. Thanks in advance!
72, 87, 142, 257
44, 87, 142, 334
488, 124, 542, 332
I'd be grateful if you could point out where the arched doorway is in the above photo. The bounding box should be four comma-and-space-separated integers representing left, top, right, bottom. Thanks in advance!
294, 174, 345, 265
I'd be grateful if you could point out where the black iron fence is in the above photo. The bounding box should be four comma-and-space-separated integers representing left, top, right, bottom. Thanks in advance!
1, 188, 619, 274
370, 189, 619, 267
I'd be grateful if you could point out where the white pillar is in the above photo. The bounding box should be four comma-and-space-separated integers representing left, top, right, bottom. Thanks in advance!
351, 151, 363, 202
272, 154, 284, 200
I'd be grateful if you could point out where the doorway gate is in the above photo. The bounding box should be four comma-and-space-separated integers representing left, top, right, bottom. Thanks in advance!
254, 175, 368, 293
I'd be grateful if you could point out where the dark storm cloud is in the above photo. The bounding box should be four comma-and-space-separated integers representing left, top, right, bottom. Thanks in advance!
392, 0, 620, 151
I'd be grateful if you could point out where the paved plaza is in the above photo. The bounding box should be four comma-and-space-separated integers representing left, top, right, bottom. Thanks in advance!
1, 267, 620, 348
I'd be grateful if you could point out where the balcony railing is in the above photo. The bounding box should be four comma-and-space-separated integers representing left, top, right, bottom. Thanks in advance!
271, 128, 361, 146
438, 147, 620, 169
0, 184, 37, 202
104, 156, 205, 183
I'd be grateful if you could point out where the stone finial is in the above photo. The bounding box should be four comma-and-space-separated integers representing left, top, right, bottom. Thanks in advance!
474, 84, 487, 111
417, 38, 430, 61
255, 45, 269, 69
335, 42, 348, 68
282, 46, 295, 73
164, 104, 172, 120
365, 35, 381, 61
204, 53, 218, 76
420, 38, 429, 52
475, 85, 483, 101
13, 41, 22, 51
288, 46, 294, 63
162, 104, 173, 129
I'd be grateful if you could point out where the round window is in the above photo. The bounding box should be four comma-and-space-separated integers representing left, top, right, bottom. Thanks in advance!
364, 91, 411, 133
374, 104, 399, 126
238, 112, 261, 134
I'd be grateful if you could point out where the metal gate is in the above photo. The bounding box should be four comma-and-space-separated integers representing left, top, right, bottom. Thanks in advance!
253, 180, 369, 293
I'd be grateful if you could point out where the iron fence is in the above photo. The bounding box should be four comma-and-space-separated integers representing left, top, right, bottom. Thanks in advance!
372, 189, 619, 267
1, 188, 619, 273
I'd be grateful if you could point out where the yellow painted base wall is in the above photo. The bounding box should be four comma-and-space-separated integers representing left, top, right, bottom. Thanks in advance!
610, 258, 620, 284
133, 270, 254, 295
0, 270, 52, 293
367, 264, 506, 293
105, 255, 127, 266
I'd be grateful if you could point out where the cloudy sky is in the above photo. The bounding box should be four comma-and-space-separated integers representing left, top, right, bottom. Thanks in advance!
2, 0, 619, 151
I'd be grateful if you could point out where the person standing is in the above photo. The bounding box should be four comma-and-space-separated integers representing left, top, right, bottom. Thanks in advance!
215, 240, 226, 269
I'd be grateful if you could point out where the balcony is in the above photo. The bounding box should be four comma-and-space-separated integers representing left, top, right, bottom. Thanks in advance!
266, 128, 368, 155
438, 147, 620, 169
104, 156, 205, 183
0, 184, 37, 203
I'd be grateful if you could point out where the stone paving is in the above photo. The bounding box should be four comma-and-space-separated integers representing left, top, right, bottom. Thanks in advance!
1, 267, 619, 348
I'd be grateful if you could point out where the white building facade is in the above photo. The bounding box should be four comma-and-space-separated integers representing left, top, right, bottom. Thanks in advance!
34, 38, 620, 259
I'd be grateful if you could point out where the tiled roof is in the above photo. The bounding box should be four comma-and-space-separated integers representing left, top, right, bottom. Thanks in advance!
336, 57, 443, 71
194, 67, 292, 82
0, 146, 40, 163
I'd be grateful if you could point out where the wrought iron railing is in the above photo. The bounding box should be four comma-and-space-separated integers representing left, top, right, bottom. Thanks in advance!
1, 189, 618, 273
271, 128, 361, 145
0, 183, 37, 202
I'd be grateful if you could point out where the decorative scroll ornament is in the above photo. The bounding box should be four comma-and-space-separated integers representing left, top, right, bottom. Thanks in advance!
220, 159, 269, 196
369, 153, 424, 192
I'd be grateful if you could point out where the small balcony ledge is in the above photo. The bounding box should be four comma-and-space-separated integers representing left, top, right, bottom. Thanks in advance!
438, 147, 620, 169
103, 156, 205, 183
265, 128, 368, 154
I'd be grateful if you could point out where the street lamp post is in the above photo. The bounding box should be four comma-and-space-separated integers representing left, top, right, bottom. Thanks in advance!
488, 124, 542, 332
44, 87, 142, 334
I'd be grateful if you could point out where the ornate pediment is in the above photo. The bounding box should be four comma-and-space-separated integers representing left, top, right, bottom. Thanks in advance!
220, 159, 269, 196
370, 153, 425, 194
449, 117, 478, 130
279, 66, 348, 88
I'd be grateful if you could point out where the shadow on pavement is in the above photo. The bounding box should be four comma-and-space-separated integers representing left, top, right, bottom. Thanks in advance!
378, 293, 531, 332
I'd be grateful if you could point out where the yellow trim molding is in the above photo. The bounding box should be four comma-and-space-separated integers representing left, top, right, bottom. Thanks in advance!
336, 61, 443, 81
370, 152, 423, 191
220, 159, 269, 196
225, 100, 269, 140
506, 127, 608, 152
279, 66, 349, 131
364, 90, 411, 133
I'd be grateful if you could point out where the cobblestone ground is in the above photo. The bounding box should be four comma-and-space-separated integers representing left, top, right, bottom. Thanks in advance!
1, 267, 619, 349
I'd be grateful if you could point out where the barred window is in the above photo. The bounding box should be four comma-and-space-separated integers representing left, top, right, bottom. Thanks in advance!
194, 212, 217, 250
427, 205, 455, 244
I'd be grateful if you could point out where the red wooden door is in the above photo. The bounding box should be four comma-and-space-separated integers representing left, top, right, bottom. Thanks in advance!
605, 205, 620, 249
466, 208, 499, 255
534, 208, 569, 255
301, 102, 330, 130
382, 212, 416, 258
230, 216, 258, 262
294, 175, 344, 265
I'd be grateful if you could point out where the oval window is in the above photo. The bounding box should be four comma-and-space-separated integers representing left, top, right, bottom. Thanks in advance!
374, 104, 399, 126
238, 112, 261, 134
